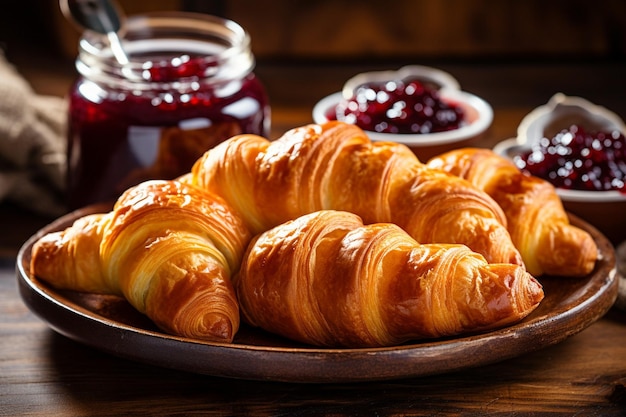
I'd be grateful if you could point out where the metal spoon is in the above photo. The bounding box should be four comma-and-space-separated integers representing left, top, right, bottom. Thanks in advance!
60, 0, 130, 66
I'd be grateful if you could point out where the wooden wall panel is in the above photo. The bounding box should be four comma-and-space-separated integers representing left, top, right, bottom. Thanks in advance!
29, 0, 626, 61
223, 0, 626, 59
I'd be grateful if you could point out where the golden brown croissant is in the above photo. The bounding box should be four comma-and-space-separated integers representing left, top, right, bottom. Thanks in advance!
427, 148, 598, 277
186, 121, 523, 265
235, 210, 544, 348
30, 180, 251, 342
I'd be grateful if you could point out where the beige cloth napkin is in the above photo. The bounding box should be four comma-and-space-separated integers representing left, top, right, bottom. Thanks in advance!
0, 53, 68, 217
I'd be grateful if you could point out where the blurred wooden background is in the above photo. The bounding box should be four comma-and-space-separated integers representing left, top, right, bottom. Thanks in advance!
1, 0, 625, 104
222, 0, 626, 60
2, 0, 625, 63
1, 0, 625, 251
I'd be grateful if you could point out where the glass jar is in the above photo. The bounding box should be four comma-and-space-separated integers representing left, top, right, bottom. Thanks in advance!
67, 12, 270, 209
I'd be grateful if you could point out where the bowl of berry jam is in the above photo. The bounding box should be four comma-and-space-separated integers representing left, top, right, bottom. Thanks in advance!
312, 66, 493, 162
494, 93, 626, 244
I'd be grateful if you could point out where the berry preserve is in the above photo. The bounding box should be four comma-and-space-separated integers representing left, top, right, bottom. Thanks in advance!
67, 12, 270, 209
336, 79, 465, 134
514, 124, 626, 192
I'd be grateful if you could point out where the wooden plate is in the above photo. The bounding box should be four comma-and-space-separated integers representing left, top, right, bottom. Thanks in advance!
16, 206, 618, 383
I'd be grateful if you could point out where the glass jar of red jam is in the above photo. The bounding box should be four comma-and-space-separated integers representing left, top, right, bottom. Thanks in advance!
67, 12, 270, 209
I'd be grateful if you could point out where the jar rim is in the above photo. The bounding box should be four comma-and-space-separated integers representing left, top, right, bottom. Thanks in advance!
76, 12, 255, 89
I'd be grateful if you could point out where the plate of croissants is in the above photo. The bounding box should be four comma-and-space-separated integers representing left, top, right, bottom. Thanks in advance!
17, 122, 618, 383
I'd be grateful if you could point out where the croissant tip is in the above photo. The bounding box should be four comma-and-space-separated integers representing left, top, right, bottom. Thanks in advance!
536, 224, 599, 277
208, 319, 236, 343
530, 277, 545, 304
173, 321, 235, 344
161, 306, 238, 343
196, 312, 238, 343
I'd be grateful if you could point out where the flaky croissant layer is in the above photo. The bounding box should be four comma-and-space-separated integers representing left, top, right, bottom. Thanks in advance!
235, 210, 544, 348
30, 180, 251, 342
427, 148, 598, 277
187, 121, 523, 266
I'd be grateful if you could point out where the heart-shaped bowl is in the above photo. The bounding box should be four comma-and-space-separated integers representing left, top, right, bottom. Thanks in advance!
515, 92, 626, 145
494, 93, 626, 245
312, 65, 493, 162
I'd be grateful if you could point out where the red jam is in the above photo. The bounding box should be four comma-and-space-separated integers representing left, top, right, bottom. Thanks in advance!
68, 66, 268, 209
336, 79, 465, 134
66, 14, 269, 210
514, 124, 626, 192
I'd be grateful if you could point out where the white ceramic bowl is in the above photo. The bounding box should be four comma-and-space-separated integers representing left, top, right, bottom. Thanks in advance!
494, 93, 626, 244
312, 66, 494, 162
515, 93, 626, 145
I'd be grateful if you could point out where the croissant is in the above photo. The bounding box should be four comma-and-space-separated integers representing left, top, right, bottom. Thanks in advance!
427, 148, 598, 277
186, 121, 523, 265
235, 210, 544, 348
30, 180, 251, 342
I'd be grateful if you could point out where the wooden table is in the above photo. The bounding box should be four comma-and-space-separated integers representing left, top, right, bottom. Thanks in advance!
2, 60, 626, 415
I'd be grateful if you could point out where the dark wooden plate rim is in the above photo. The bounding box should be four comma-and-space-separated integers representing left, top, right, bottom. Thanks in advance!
16, 205, 618, 383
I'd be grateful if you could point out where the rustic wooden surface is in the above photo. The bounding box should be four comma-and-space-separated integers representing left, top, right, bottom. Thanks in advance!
2, 11, 626, 413
2, 261, 626, 415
